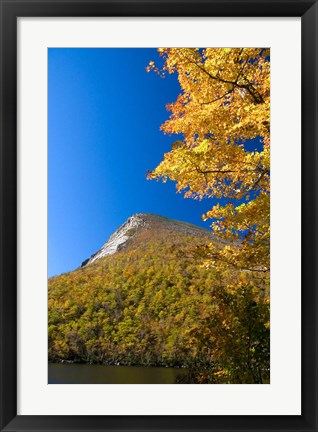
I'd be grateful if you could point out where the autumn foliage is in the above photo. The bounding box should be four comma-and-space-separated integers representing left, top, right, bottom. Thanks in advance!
147, 48, 270, 277
49, 220, 269, 383
146, 48, 270, 381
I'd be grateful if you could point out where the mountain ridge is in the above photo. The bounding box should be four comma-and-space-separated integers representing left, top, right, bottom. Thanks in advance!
81, 213, 216, 268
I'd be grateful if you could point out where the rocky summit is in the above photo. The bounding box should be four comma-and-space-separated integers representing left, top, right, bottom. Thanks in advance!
81, 213, 216, 267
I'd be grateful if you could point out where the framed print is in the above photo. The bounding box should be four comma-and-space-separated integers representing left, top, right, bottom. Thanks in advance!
0, 0, 317, 431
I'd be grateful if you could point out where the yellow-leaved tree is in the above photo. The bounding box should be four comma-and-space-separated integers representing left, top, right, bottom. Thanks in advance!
147, 48, 270, 383
147, 48, 270, 279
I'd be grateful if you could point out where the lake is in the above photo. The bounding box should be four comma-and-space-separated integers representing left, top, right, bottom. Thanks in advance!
48, 363, 189, 384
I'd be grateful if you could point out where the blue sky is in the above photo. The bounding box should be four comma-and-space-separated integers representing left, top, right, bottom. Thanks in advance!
48, 48, 214, 277
49, 48, 264, 277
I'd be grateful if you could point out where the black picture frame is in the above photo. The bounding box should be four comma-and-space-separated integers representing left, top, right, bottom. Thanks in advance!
0, 0, 317, 431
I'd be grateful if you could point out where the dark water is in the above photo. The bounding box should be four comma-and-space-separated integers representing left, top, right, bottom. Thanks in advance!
48, 363, 189, 384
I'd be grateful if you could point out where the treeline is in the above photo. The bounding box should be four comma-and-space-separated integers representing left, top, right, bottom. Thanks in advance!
49, 228, 269, 384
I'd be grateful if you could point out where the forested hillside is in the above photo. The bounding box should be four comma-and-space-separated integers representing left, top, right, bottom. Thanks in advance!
49, 214, 269, 384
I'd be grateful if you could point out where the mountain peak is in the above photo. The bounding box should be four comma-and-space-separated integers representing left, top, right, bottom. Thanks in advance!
81, 213, 147, 267
81, 213, 214, 267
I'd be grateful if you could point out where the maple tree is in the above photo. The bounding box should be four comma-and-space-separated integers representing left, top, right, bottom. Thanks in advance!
147, 48, 270, 278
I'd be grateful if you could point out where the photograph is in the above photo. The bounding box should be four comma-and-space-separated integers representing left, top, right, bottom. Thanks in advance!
48, 47, 270, 385
1, 0, 317, 428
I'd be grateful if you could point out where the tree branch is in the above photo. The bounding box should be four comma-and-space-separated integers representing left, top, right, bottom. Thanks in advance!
183, 54, 264, 105
199, 89, 233, 106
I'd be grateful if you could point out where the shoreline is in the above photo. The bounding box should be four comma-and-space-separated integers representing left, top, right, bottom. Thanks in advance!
48, 359, 188, 369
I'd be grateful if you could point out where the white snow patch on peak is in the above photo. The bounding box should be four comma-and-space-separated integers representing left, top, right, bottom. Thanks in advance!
84, 214, 148, 266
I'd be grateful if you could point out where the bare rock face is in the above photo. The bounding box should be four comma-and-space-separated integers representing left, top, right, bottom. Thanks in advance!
82, 214, 148, 266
